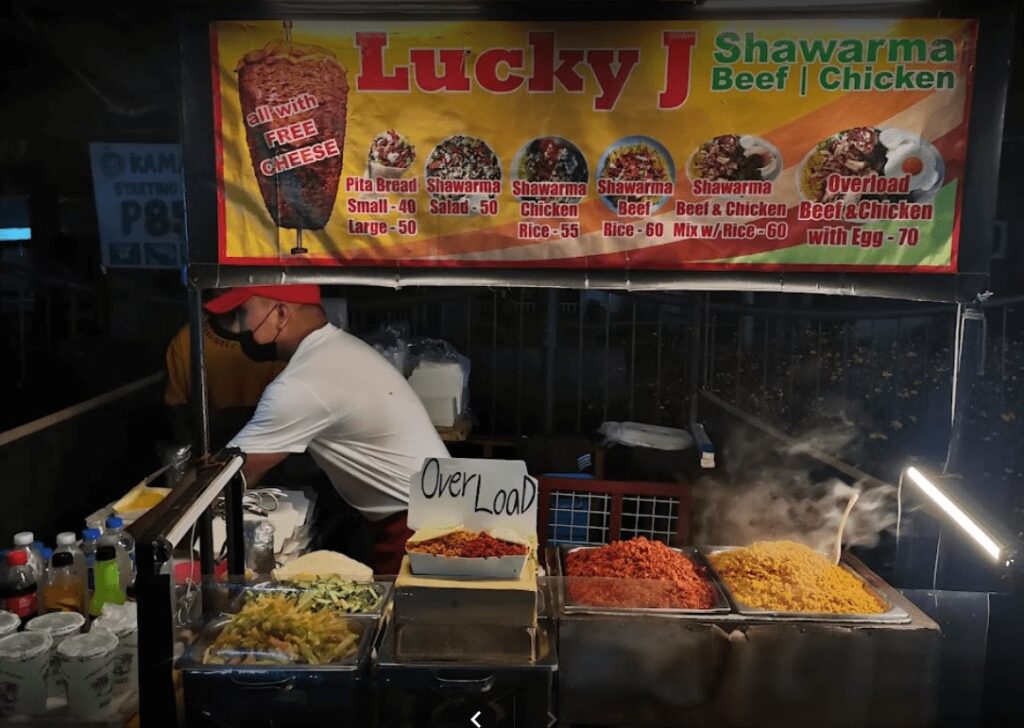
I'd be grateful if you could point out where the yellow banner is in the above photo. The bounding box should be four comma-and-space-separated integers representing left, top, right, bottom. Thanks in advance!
212, 18, 976, 271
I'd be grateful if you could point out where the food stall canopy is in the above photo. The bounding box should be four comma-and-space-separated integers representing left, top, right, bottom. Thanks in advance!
180, 2, 1011, 301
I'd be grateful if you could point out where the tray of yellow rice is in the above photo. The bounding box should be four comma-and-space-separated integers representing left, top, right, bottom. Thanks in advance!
703, 541, 911, 624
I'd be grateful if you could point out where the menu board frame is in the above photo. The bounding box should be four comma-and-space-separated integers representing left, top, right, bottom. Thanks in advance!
178, 3, 1012, 302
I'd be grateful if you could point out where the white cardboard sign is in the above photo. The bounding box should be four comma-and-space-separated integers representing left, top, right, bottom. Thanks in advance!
407, 457, 538, 536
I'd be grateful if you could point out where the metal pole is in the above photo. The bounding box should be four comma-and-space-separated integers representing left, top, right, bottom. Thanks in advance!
1001, 306, 1009, 411
466, 296, 472, 356
762, 316, 769, 394
188, 288, 215, 582
225, 470, 246, 579
816, 320, 823, 401
688, 295, 703, 425
709, 313, 717, 389
787, 318, 796, 422
517, 289, 525, 436
603, 292, 611, 422
188, 287, 211, 454
629, 300, 637, 420
944, 305, 985, 475
655, 304, 663, 416
491, 292, 498, 435
843, 321, 850, 401
577, 290, 584, 432
544, 290, 557, 434
735, 313, 742, 405
135, 538, 174, 728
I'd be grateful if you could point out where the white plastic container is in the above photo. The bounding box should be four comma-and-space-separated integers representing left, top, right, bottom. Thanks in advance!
0, 630, 52, 717
26, 611, 86, 698
0, 611, 20, 638
57, 629, 118, 719
93, 604, 138, 693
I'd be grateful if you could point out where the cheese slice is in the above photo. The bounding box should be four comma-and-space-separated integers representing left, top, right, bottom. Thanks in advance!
273, 550, 373, 582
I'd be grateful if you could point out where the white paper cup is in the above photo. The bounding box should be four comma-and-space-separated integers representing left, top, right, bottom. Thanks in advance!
26, 612, 86, 697
0, 611, 19, 638
0, 631, 52, 717
92, 613, 138, 693
57, 629, 118, 720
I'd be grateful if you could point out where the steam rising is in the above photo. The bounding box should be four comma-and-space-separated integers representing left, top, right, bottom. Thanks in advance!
693, 421, 898, 554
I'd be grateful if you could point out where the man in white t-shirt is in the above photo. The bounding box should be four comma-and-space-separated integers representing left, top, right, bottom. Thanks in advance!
204, 284, 449, 573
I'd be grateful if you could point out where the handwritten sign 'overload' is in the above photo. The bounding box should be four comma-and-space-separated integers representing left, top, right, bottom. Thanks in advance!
407, 458, 538, 535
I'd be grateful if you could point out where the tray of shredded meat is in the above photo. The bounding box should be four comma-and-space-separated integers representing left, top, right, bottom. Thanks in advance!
557, 538, 730, 615
704, 542, 910, 624
406, 528, 532, 580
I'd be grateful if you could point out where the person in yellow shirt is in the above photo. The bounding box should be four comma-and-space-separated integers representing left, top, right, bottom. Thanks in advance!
164, 310, 286, 448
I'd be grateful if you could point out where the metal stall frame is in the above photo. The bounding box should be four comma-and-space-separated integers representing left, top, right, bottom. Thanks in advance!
167, 2, 1013, 726
129, 452, 246, 727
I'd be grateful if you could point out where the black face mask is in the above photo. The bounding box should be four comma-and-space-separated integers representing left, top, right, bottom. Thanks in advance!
240, 331, 278, 362
239, 307, 280, 362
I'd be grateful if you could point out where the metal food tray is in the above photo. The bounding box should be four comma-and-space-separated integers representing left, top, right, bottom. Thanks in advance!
556, 544, 732, 616
701, 547, 911, 624
229, 580, 393, 617
178, 612, 380, 671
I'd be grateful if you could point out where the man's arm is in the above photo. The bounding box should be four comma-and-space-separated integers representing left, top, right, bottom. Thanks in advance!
240, 452, 288, 489
228, 378, 328, 487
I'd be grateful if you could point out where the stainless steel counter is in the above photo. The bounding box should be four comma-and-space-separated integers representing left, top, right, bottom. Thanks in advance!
548, 546, 941, 728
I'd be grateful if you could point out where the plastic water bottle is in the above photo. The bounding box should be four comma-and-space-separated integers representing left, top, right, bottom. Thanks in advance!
80, 529, 101, 592
54, 533, 88, 606
101, 518, 135, 590
12, 532, 46, 583
43, 551, 86, 615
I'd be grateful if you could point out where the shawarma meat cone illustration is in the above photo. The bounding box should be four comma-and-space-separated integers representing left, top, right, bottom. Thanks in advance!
235, 39, 348, 230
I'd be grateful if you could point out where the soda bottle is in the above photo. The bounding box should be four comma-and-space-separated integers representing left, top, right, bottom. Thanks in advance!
80, 528, 101, 592
1, 550, 39, 623
12, 532, 45, 582
88, 546, 126, 617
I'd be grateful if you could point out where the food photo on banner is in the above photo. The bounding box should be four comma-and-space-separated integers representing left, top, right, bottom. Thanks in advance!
211, 19, 975, 271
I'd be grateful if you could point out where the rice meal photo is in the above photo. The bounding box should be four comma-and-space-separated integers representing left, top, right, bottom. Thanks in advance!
798, 126, 944, 204
687, 134, 781, 183
597, 136, 675, 213
425, 135, 502, 203
511, 136, 589, 203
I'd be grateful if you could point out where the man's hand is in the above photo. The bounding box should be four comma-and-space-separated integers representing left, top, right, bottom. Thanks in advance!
241, 452, 289, 488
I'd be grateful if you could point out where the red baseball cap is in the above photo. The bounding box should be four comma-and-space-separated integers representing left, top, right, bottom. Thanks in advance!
204, 285, 322, 314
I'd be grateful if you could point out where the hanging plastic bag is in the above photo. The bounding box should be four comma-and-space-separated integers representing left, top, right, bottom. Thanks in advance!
598, 421, 694, 451
407, 338, 471, 427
